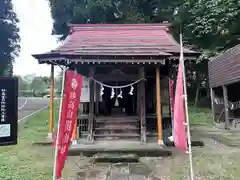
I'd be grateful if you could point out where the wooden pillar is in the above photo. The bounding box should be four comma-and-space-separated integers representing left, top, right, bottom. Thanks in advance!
48, 64, 54, 139
156, 67, 163, 145
139, 67, 146, 143
88, 67, 95, 141
71, 118, 78, 145
103, 93, 108, 116
95, 83, 100, 116
210, 88, 216, 124
223, 85, 229, 129
137, 83, 140, 116
132, 93, 135, 114
168, 61, 173, 119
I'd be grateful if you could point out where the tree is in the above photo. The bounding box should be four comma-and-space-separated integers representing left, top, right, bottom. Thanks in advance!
55, 70, 63, 92
41, 76, 51, 88
23, 74, 36, 84
17, 76, 28, 90
49, 0, 183, 38
173, 0, 240, 51
49, 0, 240, 106
49, 0, 240, 52
0, 0, 20, 76
30, 77, 46, 91
169, 0, 240, 106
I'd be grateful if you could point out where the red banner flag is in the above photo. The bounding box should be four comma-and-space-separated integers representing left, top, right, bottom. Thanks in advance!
173, 63, 188, 152
53, 70, 83, 179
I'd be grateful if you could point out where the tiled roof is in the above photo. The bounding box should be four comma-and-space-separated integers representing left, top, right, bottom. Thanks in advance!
33, 23, 198, 61
209, 44, 240, 87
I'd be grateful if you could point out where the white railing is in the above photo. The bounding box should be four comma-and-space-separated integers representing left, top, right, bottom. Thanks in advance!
214, 97, 240, 110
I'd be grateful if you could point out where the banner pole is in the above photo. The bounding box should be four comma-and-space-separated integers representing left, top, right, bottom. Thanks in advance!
52, 69, 67, 180
179, 33, 194, 180
72, 69, 78, 145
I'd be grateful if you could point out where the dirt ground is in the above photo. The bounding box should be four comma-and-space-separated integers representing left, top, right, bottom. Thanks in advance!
142, 138, 240, 180
64, 127, 240, 180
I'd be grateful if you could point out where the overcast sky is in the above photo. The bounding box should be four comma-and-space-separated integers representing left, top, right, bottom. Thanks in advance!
12, 0, 60, 76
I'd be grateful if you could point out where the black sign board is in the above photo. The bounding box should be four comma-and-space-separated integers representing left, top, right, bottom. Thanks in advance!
0, 77, 18, 146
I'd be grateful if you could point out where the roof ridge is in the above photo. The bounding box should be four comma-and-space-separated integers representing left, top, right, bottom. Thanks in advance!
68, 23, 169, 27
69, 23, 169, 32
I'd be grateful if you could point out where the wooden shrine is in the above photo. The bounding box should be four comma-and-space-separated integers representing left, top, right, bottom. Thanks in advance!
33, 23, 198, 144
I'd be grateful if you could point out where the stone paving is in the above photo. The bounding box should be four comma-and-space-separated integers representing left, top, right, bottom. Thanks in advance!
70, 156, 152, 180
63, 126, 240, 180
69, 140, 172, 157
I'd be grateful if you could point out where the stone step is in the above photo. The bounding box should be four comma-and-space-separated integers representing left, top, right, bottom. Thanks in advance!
107, 175, 147, 180
95, 127, 139, 131
96, 116, 139, 120
95, 130, 140, 136
96, 125, 140, 133
94, 133, 140, 141
96, 123, 139, 129
94, 153, 139, 163
68, 142, 173, 157
94, 133, 140, 138
96, 119, 140, 124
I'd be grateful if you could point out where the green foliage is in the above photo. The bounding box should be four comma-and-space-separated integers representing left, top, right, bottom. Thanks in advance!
0, 109, 53, 180
0, 0, 20, 76
48, 0, 240, 105
49, 0, 240, 53
30, 77, 46, 92
169, 0, 240, 105
0, 107, 75, 180
17, 74, 62, 97
55, 70, 63, 91
174, 0, 240, 51
49, 0, 182, 38
189, 106, 213, 127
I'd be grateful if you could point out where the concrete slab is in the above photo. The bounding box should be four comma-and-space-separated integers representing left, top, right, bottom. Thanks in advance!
68, 140, 172, 157
94, 153, 139, 163
129, 175, 148, 180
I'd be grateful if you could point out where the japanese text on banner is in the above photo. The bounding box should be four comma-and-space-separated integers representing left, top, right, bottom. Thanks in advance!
53, 70, 83, 179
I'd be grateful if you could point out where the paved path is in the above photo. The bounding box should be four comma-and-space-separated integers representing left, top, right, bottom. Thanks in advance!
18, 97, 50, 121
71, 160, 150, 180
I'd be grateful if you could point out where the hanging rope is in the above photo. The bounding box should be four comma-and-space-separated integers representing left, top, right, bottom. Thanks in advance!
48, 59, 145, 89
90, 77, 146, 89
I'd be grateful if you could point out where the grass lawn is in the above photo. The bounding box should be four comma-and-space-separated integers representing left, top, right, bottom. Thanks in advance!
1, 104, 239, 180
0, 108, 77, 180
189, 106, 213, 127
141, 107, 240, 179
142, 138, 240, 179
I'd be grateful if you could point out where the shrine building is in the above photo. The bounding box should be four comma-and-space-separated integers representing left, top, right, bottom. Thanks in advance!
33, 23, 198, 145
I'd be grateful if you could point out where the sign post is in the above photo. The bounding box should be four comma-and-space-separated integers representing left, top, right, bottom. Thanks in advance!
0, 77, 18, 146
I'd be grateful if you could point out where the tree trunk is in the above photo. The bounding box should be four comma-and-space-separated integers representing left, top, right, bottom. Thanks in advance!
194, 86, 200, 107
194, 71, 200, 107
